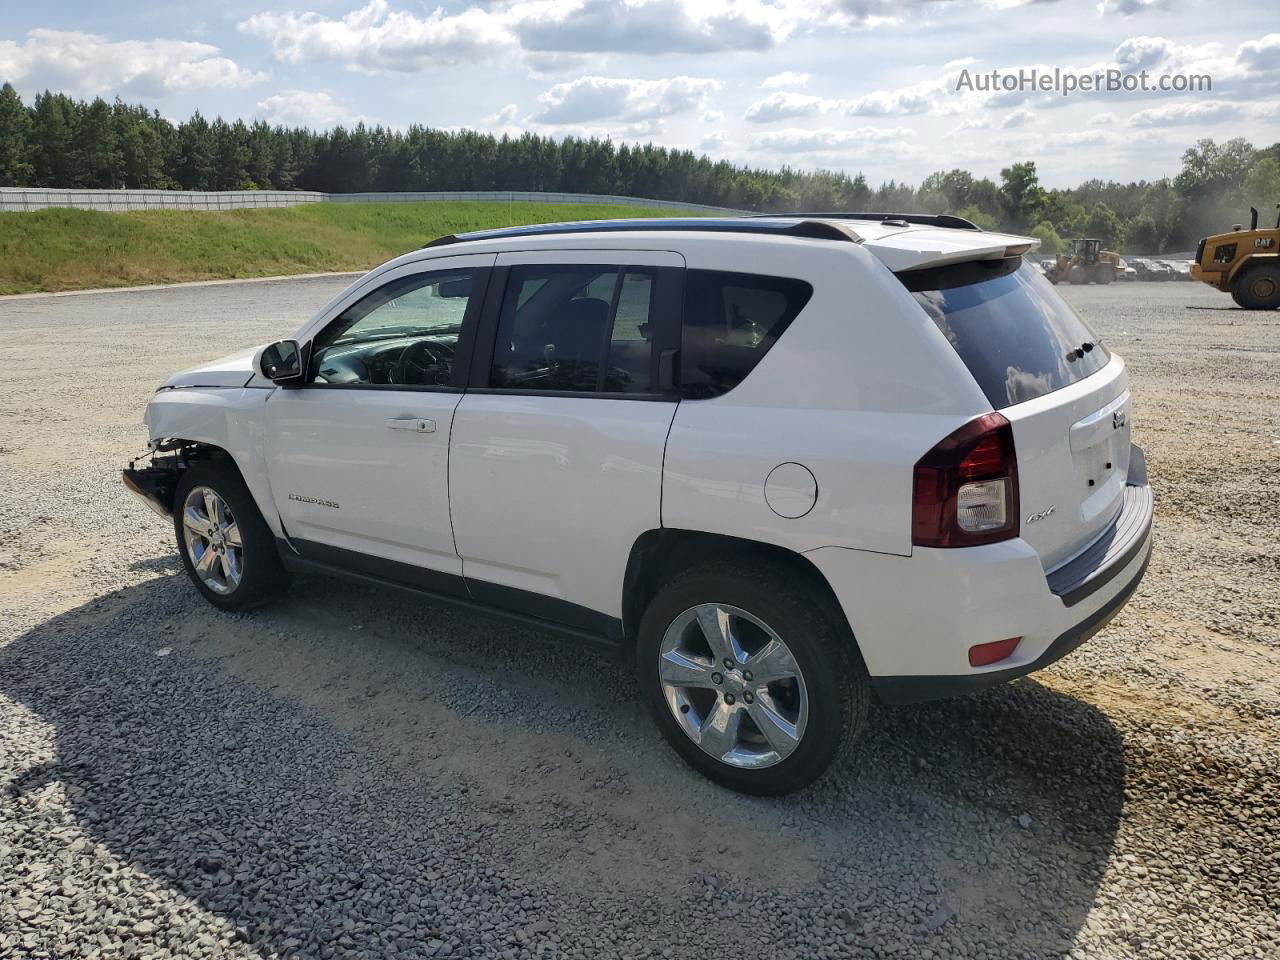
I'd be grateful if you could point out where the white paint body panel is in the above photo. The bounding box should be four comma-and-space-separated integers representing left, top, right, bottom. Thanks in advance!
662, 238, 990, 558
450, 394, 675, 616
137, 221, 1148, 687
448, 248, 683, 617
263, 388, 465, 573
806, 525, 1152, 678
144, 386, 281, 536
163, 346, 259, 389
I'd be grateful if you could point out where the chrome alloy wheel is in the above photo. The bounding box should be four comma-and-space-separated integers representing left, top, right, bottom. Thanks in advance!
181, 486, 243, 595
658, 603, 809, 769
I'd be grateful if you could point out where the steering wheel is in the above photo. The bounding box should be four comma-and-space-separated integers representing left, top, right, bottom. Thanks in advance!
393, 340, 451, 385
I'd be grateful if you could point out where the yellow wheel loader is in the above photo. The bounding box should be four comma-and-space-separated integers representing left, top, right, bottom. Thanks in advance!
1190, 205, 1280, 310
1045, 239, 1125, 285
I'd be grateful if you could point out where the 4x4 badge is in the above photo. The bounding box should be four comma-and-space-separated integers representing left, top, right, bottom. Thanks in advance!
1026, 506, 1055, 524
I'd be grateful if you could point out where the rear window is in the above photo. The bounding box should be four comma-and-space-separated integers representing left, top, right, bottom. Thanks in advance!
909, 260, 1109, 409
680, 270, 813, 399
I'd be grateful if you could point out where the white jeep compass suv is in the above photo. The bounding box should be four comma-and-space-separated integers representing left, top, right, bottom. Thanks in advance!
124, 214, 1153, 795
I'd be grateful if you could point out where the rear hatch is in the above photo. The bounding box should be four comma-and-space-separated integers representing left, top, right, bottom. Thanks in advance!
895, 250, 1130, 571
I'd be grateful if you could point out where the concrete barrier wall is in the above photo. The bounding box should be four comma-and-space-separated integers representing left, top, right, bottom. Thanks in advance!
0, 187, 746, 214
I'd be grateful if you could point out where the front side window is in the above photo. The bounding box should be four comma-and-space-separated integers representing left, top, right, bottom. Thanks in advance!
680, 270, 813, 399
491, 265, 656, 393
310, 269, 477, 387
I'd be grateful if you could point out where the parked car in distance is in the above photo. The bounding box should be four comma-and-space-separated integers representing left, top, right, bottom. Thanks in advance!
1128, 258, 1156, 280
123, 214, 1154, 795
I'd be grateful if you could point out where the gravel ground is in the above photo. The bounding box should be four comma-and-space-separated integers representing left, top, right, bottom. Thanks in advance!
1, 277, 1277, 960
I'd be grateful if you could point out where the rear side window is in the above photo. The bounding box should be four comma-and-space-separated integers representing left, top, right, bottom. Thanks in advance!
491, 265, 656, 394
909, 260, 1110, 409
680, 270, 813, 399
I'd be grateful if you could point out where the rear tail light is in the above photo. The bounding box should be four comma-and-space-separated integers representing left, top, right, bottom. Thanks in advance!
912, 412, 1019, 547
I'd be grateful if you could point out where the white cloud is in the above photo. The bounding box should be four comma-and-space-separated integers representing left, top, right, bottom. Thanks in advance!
744, 92, 838, 123
0, 28, 264, 97
513, 0, 781, 54
239, 0, 512, 71
1097, 0, 1171, 15
1001, 108, 1035, 128
533, 75, 721, 124
700, 130, 728, 151
1237, 33, 1280, 73
748, 125, 914, 154
703, 110, 724, 123
1129, 101, 1243, 127
943, 57, 981, 70
761, 70, 811, 89
1090, 111, 1117, 125
257, 90, 354, 127
239, 0, 799, 71
1053, 130, 1112, 146
745, 77, 944, 124
843, 78, 943, 116
1112, 35, 1174, 70
485, 103, 521, 127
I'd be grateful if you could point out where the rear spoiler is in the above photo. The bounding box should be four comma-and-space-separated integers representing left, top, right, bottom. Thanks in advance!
861, 228, 1039, 273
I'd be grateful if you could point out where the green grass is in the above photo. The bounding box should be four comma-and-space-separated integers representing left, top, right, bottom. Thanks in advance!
0, 202, 700, 295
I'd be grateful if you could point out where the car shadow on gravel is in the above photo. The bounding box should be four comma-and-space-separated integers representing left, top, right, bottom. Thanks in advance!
2, 574, 1126, 958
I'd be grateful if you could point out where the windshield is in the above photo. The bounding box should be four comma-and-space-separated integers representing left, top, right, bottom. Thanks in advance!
910, 260, 1110, 409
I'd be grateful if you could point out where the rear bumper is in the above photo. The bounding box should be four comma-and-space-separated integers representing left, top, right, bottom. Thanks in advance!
806, 444, 1154, 704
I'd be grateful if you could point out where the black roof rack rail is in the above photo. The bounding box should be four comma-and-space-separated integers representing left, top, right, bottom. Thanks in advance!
749, 212, 982, 231
423, 216, 857, 249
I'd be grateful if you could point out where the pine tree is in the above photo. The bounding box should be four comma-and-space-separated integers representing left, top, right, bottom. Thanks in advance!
0, 83, 34, 186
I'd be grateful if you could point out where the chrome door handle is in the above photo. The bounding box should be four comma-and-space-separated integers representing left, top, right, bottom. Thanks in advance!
386, 417, 436, 433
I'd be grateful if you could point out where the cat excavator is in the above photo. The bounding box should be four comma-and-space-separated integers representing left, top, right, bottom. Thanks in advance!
1190, 205, 1280, 310
1045, 238, 1126, 285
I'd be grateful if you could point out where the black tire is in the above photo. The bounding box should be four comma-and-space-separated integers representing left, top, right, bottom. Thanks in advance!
636, 560, 870, 795
1230, 287, 1245, 308
1233, 263, 1280, 310
173, 459, 290, 611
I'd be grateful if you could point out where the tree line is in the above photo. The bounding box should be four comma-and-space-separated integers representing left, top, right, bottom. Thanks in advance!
1, 83, 1277, 254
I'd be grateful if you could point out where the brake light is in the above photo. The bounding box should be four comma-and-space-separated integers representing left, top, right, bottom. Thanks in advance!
912, 412, 1019, 547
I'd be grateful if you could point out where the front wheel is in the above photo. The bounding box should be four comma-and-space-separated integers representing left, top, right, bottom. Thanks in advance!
173, 460, 290, 611
1233, 264, 1280, 310
636, 561, 869, 795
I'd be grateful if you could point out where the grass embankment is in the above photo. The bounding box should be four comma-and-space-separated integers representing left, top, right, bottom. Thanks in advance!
0, 201, 695, 295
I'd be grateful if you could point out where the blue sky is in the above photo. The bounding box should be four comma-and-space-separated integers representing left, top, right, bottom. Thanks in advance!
3, 0, 1278, 187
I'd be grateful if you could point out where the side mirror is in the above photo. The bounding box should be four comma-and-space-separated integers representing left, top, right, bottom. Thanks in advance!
259, 339, 304, 384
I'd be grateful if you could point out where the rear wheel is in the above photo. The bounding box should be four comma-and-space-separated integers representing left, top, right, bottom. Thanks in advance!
173, 460, 290, 611
636, 561, 869, 795
1233, 263, 1280, 310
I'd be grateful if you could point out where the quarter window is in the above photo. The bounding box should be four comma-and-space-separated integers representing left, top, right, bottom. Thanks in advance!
310, 270, 477, 387
491, 265, 657, 394
679, 270, 813, 399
